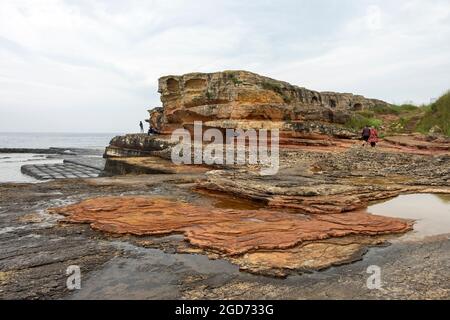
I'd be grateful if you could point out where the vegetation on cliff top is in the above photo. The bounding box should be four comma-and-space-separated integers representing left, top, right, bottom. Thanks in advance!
416, 91, 450, 136
344, 91, 449, 136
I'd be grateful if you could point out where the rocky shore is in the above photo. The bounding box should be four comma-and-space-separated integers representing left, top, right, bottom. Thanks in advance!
0, 157, 448, 299
0, 71, 449, 299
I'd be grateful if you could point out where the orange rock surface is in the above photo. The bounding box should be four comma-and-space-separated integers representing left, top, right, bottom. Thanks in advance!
229, 235, 388, 276
49, 196, 412, 256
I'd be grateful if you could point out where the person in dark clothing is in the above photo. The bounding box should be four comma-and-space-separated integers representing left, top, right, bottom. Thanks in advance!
147, 124, 160, 135
139, 121, 144, 133
361, 125, 371, 146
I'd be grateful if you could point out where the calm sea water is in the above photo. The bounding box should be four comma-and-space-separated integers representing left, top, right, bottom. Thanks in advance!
0, 132, 120, 183
0, 132, 120, 149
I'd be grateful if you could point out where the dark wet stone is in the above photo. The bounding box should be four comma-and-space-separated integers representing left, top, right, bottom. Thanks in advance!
21, 163, 102, 180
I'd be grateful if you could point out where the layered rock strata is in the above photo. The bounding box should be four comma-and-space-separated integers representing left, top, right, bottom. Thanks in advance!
106, 71, 450, 159
49, 196, 412, 276
93, 71, 450, 277
199, 147, 450, 212
152, 70, 388, 135
104, 134, 175, 158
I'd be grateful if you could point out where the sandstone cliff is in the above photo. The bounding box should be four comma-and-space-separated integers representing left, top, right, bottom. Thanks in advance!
150, 70, 389, 134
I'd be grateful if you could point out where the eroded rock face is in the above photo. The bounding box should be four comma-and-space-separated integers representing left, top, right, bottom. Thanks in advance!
153, 70, 389, 133
147, 107, 165, 130
103, 156, 211, 175
104, 134, 175, 158
49, 196, 412, 276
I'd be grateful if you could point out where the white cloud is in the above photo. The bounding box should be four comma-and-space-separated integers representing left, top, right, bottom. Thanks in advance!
0, 0, 449, 132
365, 5, 383, 31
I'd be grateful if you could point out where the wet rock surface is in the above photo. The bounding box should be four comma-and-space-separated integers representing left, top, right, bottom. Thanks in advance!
0, 156, 449, 299
2, 133, 450, 299
61, 234, 449, 300
180, 236, 450, 300
199, 147, 449, 215
64, 158, 106, 171
21, 162, 102, 180
48, 196, 412, 276
0, 176, 202, 299
2, 70, 448, 299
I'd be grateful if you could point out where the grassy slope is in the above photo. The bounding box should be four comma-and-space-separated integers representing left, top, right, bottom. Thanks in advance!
344, 91, 449, 136
416, 91, 450, 136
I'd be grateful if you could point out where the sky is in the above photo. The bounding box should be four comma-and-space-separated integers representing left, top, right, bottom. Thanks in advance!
0, 0, 449, 133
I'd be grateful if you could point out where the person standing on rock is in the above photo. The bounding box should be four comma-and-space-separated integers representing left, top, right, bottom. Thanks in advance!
368, 126, 379, 148
148, 124, 156, 135
139, 121, 144, 133
361, 125, 371, 146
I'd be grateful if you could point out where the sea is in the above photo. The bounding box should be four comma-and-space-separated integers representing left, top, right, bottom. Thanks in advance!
0, 132, 120, 183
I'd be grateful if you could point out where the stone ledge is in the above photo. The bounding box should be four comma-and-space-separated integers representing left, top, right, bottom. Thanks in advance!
21, 163, 102, 180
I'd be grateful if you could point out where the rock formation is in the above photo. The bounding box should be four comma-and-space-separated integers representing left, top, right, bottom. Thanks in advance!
149, 70, 388, 135
199, 149, 450, 214
49, 196, 412, 276
104, 134, 175, 158
95, 70, 450, 277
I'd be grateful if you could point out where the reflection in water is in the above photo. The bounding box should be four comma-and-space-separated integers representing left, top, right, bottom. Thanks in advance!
369, 193, 450, 240
194, 189, 266, 210
69, 241, 242, 300
69, 193, 449, 299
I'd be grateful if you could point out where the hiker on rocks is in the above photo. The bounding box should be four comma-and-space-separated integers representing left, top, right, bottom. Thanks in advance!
361, 125, 371, 146
148, 124, 160, 135
139, 121, 144, 133
368, 126, 379, 148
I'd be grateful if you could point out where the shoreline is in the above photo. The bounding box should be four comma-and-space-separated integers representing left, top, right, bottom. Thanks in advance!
0, 176, 448, 299
0, 147, 104, 156
0, 130, 449, 299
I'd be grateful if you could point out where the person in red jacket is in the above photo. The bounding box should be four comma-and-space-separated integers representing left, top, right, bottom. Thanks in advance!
368, 126, 379, 147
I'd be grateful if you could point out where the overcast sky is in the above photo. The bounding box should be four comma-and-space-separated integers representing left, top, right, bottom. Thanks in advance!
0, 0, 449, 133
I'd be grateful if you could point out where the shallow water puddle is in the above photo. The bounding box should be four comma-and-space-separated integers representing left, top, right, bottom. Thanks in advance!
368, 193, 450, 240
69, 241, 242, 299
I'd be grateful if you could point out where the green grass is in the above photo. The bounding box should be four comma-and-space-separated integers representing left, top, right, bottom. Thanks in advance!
344, 102, 422, 132
416, 91, 450, 136
345, 92, 449, 136
356, 110, 375, 118
372, 104, 420, 115
341, 91, 450, 137
345, 114, 383, 130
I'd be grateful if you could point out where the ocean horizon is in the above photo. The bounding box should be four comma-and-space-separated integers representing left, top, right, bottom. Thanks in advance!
0, 132, 124, 149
